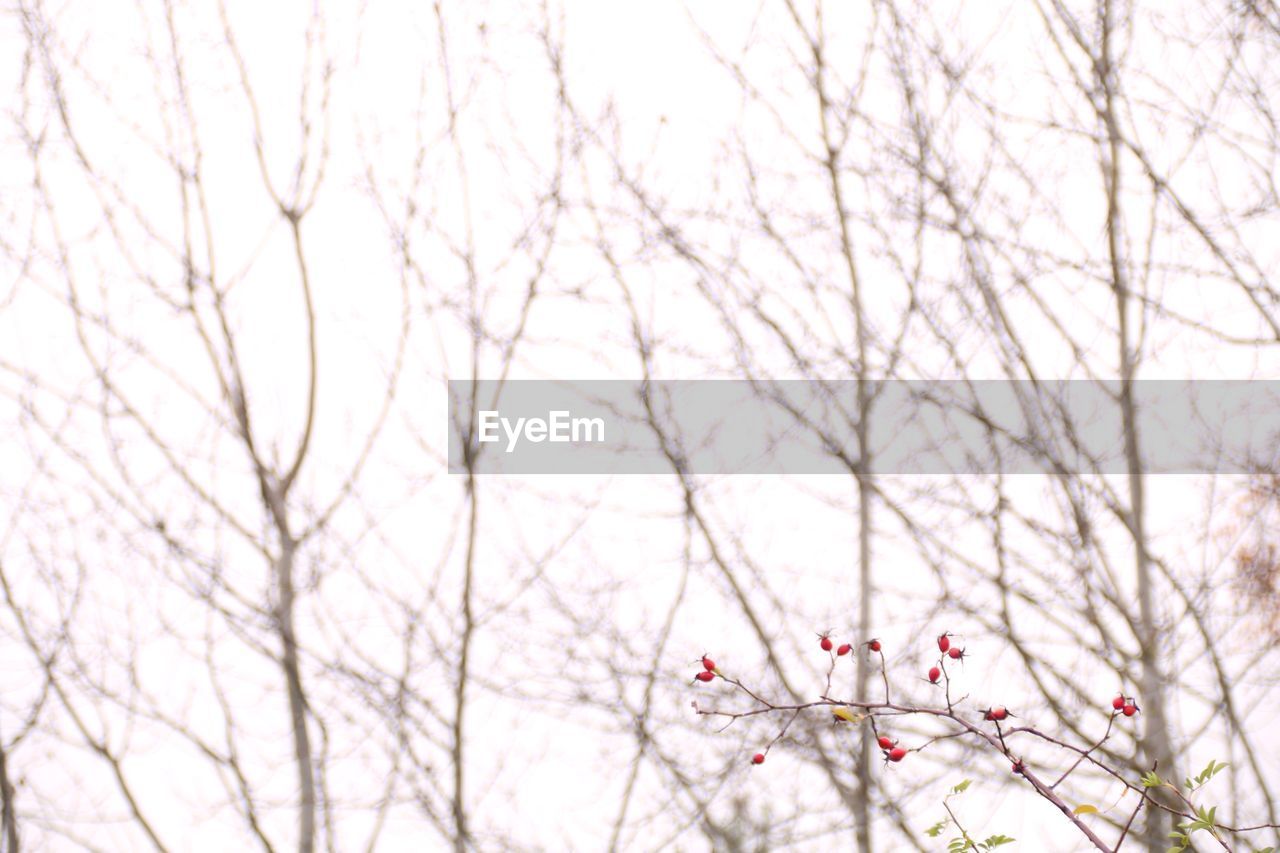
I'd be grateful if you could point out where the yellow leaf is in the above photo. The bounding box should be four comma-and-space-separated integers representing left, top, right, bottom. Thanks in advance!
831, 707, 863, 724
1073, 804, 1099, 816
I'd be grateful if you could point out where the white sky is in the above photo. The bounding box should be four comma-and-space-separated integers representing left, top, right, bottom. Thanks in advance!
1, 0, 1279, 850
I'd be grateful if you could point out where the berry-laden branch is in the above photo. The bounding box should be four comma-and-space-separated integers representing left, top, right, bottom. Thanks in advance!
688, 633, 1280, 852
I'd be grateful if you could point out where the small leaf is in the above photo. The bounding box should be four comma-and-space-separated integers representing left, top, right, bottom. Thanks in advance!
950, 779, 973, 795
1199, 760, 1228, 783
1141, 771, 1164, 788
1188, 759, 1229, 790
925, 820, 948, 838
1073, 804, 1099, 816
831, 707, 862, 724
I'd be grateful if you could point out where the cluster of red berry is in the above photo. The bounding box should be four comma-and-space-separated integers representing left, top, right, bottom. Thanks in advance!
693, 655, 717, 682
881, 633, 968, 763
923, 632, 966, 683
694, 630, 1142, 770
876, 734, 907, 763
818, 632, 861, 656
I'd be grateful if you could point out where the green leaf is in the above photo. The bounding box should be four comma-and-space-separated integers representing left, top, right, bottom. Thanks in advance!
1191, 804, 1216, 829
1187, 759, 1229, 791
1072, 804, 1099, 816
950, 779, 973, 795
980, 835, 1016, 849
1197, 760, 1228, 784
926, 820, 948, 838
1177, 807, 1217, 834
1141, 771, 1164, 789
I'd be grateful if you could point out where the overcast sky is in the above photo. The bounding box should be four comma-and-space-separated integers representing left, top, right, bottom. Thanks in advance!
2, 1, 1279, 851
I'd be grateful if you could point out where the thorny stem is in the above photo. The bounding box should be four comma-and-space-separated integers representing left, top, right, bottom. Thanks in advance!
694, 659, 1280, 852
941, 655, 955, 713
1052, 714, 1116, 790
1114, 795, 1145, 852
874, 647, 890, 705
940, 796, 973, 850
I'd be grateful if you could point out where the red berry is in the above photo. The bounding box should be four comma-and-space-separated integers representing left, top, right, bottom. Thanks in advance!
877, 736, 894, 750
948, 647, 964, 660
702, 656, 716, 672
888, 747, 907, 762
868, 639, 882, 653
1122, 704, 1138, 717
937, 633, 951, 653
836, 643, 852, 656
991, 706, 1008, 721
1112, 694, 1125, 710
695, 670, 715, 682
820, 636, 834, 652
928, 666, 941, 683
752, 753, 765, 765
